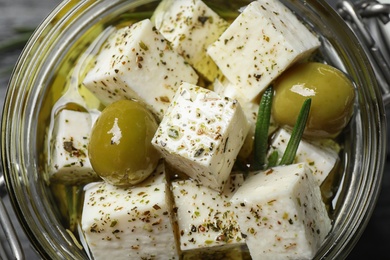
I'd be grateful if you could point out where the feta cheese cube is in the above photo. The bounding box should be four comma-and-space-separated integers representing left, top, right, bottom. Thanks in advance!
207, 0, 320, 101
153, 0, 229, 82
152, 82, 249, 191
268, 128, 339, 186
81, 177, 179, 259
231, 163, 331, 260
213, 78, 277, 159
49, 109, 99, 185
212, 79, 258, 125
171, 174, 245, 254
83, 19, 198, 120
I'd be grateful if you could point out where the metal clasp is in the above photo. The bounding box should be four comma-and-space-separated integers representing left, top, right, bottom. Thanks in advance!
338, 0, 390, 105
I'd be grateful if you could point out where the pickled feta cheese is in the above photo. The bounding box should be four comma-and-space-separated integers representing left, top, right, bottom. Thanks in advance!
152, 82, 249, 191
231, 163, 331, 260
83, 19, 198, 120
171, 174, 245, 253
49, 109, 98, 185
153, 0, 229, 82
81, 170, 179, 260
213, 78, 277, 159
268, 128, 339, 186
207, 0, 320, 101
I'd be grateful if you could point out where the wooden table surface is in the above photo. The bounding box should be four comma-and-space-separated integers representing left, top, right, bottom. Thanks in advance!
0, 0, 389, 259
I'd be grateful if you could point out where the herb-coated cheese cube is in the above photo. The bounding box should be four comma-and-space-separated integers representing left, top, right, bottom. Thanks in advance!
212, 78, 258, 125
172, 174, 245, 254
268, 128, 339, 186
153, 0, 229, 82
81, 171, 179, 260
49, 109, 99, 185
83, 19, 198, 120
231, 163, 331, 260
152, 82, 249, 191
207, 0, 320, 101
213, 78, 277, 159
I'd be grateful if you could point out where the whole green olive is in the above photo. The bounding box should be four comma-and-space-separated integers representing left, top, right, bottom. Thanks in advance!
88, 99, 160, 186
272, 62, 355, 138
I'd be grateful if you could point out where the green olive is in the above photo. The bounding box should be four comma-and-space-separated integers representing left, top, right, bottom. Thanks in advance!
88, 99, 160, 186
272, 62, 355, 138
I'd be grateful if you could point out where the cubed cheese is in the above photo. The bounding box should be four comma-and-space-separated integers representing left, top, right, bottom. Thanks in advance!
268, 128, 339, 186
213, 78, 277, 159
49, 109, 99, 185
152, 82, 249, 191
171, 174, 245, 255
152, 0, 229, 82
207, 0, 320, 101
212, 78, 258, 125
83, 19, 198, 120
81, 168, 179, 260
231, 163, 331, 260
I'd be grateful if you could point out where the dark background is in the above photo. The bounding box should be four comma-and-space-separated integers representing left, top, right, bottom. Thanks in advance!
0, 0, 388, 259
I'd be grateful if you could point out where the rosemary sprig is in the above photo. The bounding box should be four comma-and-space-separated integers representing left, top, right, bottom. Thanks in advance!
12, 26, 36, 34
0, 27, 35, 76
0, 32, 33, 54
267, 150, 279, 168
279, 98, 312, 166
253, 85, 273, 170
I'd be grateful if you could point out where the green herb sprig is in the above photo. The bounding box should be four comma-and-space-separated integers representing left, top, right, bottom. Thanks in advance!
0, 29, 34, 54
0, 27, 35, 76
252, 85, 311, 170
279, 98, 311, 166
252, 85, 273, 170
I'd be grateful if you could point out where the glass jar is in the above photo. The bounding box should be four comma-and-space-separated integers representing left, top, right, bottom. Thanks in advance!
1, 0, 387, 259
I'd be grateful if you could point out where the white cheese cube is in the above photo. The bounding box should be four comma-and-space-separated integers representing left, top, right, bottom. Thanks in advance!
207, 0, 320, 101
81, 179, 179, 260
83, 19, 198, 120
152, 82, 249, 191
212, 78, 258, 125
172, 174, 245, 254
231, 163, 331, 260
153, 0, 229, 82
49, 109, 98, 185
268, 128, 339, 186
213, 78, 277, 159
